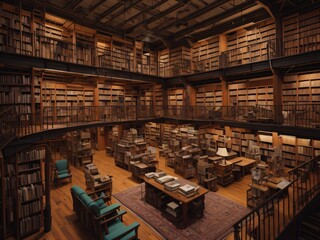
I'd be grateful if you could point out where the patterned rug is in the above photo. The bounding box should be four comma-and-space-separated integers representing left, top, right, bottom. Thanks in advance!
113, 184, 250, 240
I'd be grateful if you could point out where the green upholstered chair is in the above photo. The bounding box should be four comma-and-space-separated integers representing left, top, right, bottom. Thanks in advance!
54, 159, 72, 187
100, 213, 140, 240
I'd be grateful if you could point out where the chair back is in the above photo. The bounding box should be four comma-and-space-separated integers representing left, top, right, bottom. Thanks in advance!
55, 159, 68, 172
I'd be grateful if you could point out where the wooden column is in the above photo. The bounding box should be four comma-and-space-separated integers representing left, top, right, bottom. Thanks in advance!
96, 127, 106, 151
221, 76, 229, 118
220, 34, 229, 118
273, 69, 283, 124
185, 83, 196, 118
275, 15, 283, 57
94, 81, 100, 121
219, 34, 228, 68
162, 82, 168, 116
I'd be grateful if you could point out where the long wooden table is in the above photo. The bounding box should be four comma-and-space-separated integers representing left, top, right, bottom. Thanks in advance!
143, 176, 209, 228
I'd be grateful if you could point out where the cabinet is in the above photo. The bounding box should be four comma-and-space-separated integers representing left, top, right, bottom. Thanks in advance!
2, 146, 46, 239
214, 162, 234, 186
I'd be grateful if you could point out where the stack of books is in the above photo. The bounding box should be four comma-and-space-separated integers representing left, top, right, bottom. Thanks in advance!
165, 201, 180, 218
178, 184, 200, 198
155, 175, 177, 184
164, 180, 181, 191
144, 172, 155, 178
153, 172, 166, 179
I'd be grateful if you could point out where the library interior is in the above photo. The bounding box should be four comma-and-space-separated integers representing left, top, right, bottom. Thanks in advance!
1, 0, 320, 239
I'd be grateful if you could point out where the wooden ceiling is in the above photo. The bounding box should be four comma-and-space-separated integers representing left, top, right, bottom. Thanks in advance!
6, 0, 320, 48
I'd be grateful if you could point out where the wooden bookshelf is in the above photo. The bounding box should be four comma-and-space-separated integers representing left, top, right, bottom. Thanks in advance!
41, 81, 94, 123
228, 77, 273, 106
258, 131, 275, 162
226, 19, 275, 66
192, 36, 219, 72
2, 146, 46, 239
196, 84, 222, 107
283, 9, 320, 56
0, 73, 32, 121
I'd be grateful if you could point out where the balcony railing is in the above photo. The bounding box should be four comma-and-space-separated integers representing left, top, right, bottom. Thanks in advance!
1, 32, 320, 77
232, 156, 320, 240
1, 103, 319, 139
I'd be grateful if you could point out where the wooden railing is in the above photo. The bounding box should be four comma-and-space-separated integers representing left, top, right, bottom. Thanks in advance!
232, 156, 320, 240
1, 103, 320, 139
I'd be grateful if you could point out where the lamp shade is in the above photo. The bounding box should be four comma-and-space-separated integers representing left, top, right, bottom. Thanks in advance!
216, 147, 228, 157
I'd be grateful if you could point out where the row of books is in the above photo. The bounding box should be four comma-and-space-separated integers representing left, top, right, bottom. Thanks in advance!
19, 214, 41, 236
19, 199, 42, 218
17, 149, 46, 162
17, 162, 40, 172
18, 184, 43, 202
165, 201, 180, 218
18, 171, 42, 186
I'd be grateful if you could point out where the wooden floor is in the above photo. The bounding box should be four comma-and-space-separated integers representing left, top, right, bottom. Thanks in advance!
25, 149, 252, 240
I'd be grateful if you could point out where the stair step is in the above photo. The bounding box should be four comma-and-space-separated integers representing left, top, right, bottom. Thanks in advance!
302, 220, 320, 233
308, 215, 320, 226
312, 211, 320, 219
301, 231, 320, 240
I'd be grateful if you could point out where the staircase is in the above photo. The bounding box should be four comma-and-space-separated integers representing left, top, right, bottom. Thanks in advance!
299, 208, 320, 240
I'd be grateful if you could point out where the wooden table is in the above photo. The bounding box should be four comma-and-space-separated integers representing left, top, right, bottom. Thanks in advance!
234, 157, 256, 177
143, 176, 208, 228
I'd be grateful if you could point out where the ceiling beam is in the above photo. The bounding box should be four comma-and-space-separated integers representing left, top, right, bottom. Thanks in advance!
64, 0, 83, 10
176, 0, 229, 28
104, 0, 141, 24
116, 0, 168, 28
85, 0, 106, 16
172, 0, 257, 41
97, 2, 124, 22
125, 1, 187, 34
255, 0, 277, 18
18, 0, 124, 36
192, 8, 270, 41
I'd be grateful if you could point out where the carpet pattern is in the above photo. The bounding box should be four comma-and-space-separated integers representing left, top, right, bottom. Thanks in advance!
113, 184, 250, 240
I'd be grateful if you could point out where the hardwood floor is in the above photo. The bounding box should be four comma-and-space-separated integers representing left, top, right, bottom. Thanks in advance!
26, 149, 252, 240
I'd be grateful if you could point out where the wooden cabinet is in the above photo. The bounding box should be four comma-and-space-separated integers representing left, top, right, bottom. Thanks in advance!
214, 162, 234, 186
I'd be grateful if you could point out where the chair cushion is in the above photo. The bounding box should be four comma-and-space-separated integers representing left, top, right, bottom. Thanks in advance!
58, 173, 71, 179
104, 221, 139, 240
95, 198, 105, 209
59, 169, 69, 175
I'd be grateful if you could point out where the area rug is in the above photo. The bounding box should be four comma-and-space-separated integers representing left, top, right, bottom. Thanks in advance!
113, 184, 250, 240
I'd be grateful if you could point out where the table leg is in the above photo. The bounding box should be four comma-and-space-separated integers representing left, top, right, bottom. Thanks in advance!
181, 202, 188, 228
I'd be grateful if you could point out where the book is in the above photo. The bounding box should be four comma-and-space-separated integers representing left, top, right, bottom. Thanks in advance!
179, 184, 196, 194
153, 172, 166, 179
164, 181, 181, 191
145, 172, 155, 178
167, 201, 180, 210
155, 175, 176, 184
178, 189, 197, 198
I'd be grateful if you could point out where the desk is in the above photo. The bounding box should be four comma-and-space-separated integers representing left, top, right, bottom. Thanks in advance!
143, 176, 208, 228
208, 156, 223, 164
234, 157, 256, 177
131, 163, 148, 183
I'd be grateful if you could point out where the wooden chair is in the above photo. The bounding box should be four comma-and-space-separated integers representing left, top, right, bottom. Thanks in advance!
54, 159, 72, 187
